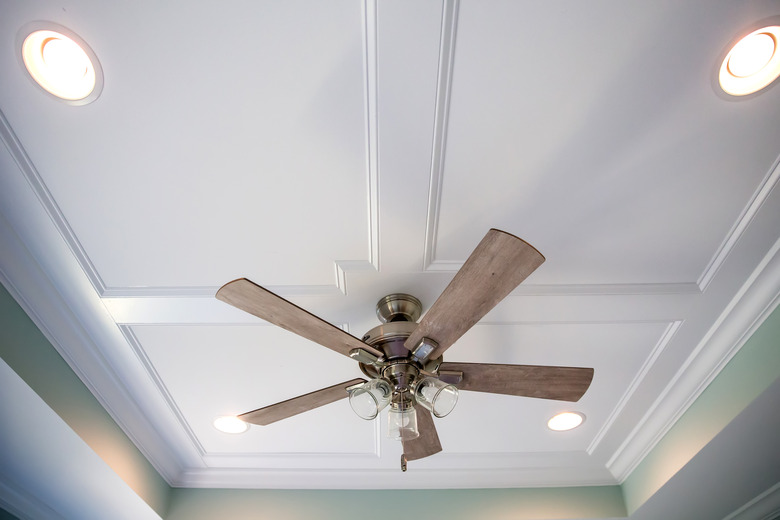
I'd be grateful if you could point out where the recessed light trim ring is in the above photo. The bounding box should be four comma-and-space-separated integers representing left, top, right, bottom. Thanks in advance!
719, 25, 780, 96
18, 21, 104, 105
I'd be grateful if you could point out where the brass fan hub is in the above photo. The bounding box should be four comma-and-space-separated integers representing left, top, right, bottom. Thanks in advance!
359, 294, 443, 380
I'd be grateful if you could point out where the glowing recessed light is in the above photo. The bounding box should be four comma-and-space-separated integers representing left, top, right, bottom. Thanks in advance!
21, 24, 103, 104
719, 26, 780, 96
547, 412, 585, 431
213, 416, 249, 434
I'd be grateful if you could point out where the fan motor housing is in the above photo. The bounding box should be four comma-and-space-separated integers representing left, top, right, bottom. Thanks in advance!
359, 294, 442, 379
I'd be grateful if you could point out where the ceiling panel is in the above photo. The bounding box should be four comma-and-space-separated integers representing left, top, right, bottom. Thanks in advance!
435, 0, 780, 284
133, 324, 375, 455
0, 0, 371, 289
439, 322, 669, 453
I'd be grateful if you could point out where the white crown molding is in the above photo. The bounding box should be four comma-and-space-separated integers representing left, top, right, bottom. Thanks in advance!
722, 482, 780, 520
0, 123, 207, 483
0, 110, 108, 296
510, 283, 701, 296
587, 320, 682, 455
87, 280, 704, 299
100, 283, 345, 299
362, 0, 381, 271
0, 479, 66, 520
119, 326, 206, 457
698, 154, 780, 291
608, 236, 780, 481
97, 260, 380, 298
0, 214, 196, 483
422, 0, 460, 271
174, 465, 616, 490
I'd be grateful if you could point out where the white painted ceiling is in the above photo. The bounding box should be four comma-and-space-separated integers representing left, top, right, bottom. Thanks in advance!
1, 0, 779, 491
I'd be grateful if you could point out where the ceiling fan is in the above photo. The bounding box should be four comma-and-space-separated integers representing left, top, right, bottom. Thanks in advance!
216, 229, 594, 469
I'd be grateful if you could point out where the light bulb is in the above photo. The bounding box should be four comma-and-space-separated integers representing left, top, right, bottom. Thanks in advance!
727, 32, 775, 78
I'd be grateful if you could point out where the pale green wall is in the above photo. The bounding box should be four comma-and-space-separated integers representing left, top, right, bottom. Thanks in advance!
622, 304, 780, 513
0, 284, 172, 517
166, 487, 627, 520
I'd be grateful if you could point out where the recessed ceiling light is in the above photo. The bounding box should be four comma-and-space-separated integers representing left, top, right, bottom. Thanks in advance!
719, 26, 780, 96
213, 416, 249, 434
547, 411, 585, 431
20, 23, 103, 104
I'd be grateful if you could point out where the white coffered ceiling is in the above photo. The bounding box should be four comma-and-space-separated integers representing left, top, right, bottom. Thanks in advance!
1, 0, 779, 495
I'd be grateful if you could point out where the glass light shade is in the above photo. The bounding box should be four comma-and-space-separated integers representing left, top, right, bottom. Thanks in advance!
348, 379, 391, 420
415, 377, 459, 418
387, 405, 419, 441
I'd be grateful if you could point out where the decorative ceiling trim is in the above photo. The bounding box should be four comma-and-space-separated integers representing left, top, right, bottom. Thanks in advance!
0, 212, 191, 483
587, 320, 682, 455
0, 478, 67, 520
95, 281, 703, 299
122, 326, 380, 461
362, 0, 381, 271
174, 464, 617, 490
2, 104, 379, 301
698, 154, 780, 291
202, 443, 383, 464
510, 283, 700, 296
422, 0, 459, 271
722, 481, 780, 520
335, 259, 377, 295
119, 326, 207, 457
0, 108, 107, 296
608, 236, 780, 481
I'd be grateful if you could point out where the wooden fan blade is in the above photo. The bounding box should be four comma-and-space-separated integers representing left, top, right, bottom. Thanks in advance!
404, 229, 545, 358
238, 378, 366, 426
440, 362, 593, 402
402, 407, 443, 461
217, 278, 382, 358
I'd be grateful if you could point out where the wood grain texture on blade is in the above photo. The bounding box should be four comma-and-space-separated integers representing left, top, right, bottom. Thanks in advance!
440, 362, 593, 402
405, 229, 544, 358
238, 378, 366, 426
216, 278, 381, 358
402, 407, 442, 461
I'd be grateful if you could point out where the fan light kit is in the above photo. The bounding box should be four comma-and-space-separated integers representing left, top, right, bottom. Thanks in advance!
719, 26, 780, 96
21, 24, 103, 104
216, 229, 594, 470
